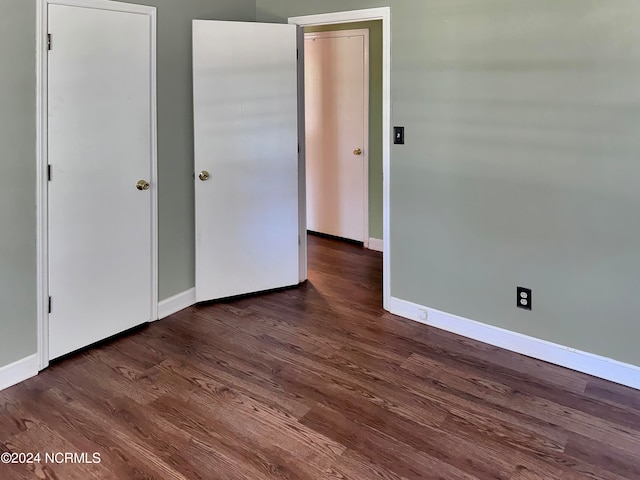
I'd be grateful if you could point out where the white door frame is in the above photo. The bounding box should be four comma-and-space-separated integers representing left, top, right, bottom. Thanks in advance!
289, 7, 391, 310
304, 28, 370, 247
36, 0, 158, 370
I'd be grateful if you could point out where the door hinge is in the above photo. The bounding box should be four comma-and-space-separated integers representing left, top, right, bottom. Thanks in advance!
47, 34, 52, 51
297, 49, 299, 60
47, 164, 52, 181
48, 296, 52, 314
298, 143, 300, 154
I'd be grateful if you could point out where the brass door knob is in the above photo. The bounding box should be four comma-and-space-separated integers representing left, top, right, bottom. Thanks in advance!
198, 170, 210, 181
353, 148, 362, 155
136, 180, 150, 191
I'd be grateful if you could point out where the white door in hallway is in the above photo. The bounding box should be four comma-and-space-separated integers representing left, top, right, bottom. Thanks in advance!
48, 3, 156, 360
193, 20, 302, 302
305, 29, 369, 243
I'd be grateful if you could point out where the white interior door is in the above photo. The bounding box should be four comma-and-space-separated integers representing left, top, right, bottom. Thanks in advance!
305, 30, 369, 243
193, 20, 301, 302
48, 3, 155, 360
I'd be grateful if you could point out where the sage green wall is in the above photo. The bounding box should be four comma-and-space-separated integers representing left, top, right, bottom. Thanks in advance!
258, 0, 640, 366
124, 0, 256, 300
0, 0, 38, 367
0, 0, 256, 369
305, 21, 383, 239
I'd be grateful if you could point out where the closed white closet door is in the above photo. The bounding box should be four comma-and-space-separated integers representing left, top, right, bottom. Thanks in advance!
193, 20, 301, 303
48, 3, 155, 360
305, 30, 369, 243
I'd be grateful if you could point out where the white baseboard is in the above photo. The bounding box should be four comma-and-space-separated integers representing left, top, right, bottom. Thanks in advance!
158, 287, 196, 320
389, 297, 640, 390
368, 237, 383, 252
0, 354, 39, 392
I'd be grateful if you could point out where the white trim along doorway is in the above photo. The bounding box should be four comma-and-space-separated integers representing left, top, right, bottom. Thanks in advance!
36, 0, 158, 369
289, 7, 391, 310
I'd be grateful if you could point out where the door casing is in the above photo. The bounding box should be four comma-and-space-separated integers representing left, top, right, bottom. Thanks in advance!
36, 0, 158, 369
289, 7, 391, 310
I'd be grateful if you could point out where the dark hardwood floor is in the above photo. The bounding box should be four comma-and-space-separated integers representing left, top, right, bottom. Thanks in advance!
2, 234, 640, 479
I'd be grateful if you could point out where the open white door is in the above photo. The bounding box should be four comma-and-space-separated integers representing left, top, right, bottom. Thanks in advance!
193, 21, 302, 302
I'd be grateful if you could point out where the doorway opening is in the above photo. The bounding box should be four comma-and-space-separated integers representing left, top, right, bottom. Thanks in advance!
289, 8, 391, 309
304, 26, 372, 247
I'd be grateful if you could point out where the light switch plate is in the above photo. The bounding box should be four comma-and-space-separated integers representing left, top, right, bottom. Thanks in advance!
394, 126, 404, 145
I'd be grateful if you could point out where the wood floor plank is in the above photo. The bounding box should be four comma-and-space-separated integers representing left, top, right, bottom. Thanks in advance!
180, 436, 286, 480
300, 402, 480, 480
37, 387, 189, 480
0, 234, 638, 480
136, 319, 317, 418
150, 393, 334, 480
584, 377, 640, 411
10, 390, 156, 480
249, 300, 410, 364
325, 449, 409, 480
155, 356, 312, 419
46, 361, 204, 480
322, 345, 569, 456
0, 397, 33, 439
510, 466, 551, 480
563, 432, 640, 480
403, 353, 640, 452
182, 384, 345, 469
52, 349, 163, 405
394, 323, 591, 395
296, 367, 560, 480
